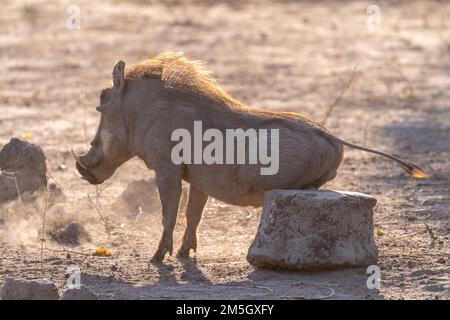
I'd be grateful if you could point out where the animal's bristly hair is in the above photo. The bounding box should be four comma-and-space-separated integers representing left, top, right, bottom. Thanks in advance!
125, 52, 246, 108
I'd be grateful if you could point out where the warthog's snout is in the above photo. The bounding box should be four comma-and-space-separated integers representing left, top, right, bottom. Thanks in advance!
72, 149, 102, 185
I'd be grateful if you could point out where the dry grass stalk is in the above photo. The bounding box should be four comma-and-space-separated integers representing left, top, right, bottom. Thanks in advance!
40, 192, 50, 271
321, 65, 358, 126
12, 173, 23, 207
87, 193, 111, 236
43, 245, 91, 257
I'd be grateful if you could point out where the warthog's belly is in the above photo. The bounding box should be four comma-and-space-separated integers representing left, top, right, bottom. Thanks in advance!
183, 164, 266, 207
180, 128, 343, 207
182, 165, 336, 208
207, 188, 265, 207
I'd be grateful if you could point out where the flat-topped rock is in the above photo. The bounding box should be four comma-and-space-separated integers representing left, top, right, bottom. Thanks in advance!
247, 189, 378, 270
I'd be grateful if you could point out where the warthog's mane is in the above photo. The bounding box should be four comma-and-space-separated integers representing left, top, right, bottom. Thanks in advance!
125, 52, 321, 129
125, 52, 246, 108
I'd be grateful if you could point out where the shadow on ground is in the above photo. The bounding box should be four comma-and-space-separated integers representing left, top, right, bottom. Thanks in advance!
78, 258, 383, 300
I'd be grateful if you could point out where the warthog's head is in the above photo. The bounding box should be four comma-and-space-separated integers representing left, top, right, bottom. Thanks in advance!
73, 61, 133, 184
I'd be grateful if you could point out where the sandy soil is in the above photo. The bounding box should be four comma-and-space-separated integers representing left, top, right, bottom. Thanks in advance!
0, 0, 449, 299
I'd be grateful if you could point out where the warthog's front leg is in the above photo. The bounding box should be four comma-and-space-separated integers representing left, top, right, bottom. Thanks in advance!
178, 184, 208, 257
151, 167, 183, 263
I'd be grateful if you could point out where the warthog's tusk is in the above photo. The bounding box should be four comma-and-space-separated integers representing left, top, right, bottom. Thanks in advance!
71, 148, 88, 170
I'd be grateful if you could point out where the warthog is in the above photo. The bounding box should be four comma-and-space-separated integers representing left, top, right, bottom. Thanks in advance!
74, 52, 427, 262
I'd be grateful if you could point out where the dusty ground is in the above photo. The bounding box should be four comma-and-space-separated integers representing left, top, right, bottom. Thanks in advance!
0, 0, 449, 299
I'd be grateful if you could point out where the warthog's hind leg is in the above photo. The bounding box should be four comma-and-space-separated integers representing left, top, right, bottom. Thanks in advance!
150, 167, 183, 263
178, 184, 208, 258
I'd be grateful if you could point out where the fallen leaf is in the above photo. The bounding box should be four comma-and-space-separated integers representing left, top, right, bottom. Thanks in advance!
94, 247, 113, 256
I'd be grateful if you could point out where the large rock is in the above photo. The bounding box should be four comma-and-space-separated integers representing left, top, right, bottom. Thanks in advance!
0, 138, 47, 203
0, 278, 59, 300
247, 189, 378, 270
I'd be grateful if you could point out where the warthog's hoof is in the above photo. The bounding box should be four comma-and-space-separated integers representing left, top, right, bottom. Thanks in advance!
177, 247, 195, 258
150, 240, 173, 263
177, 235, 197, 258
247, 189, 378, 270
150, 251, 166, 263
176, 248, 191, 258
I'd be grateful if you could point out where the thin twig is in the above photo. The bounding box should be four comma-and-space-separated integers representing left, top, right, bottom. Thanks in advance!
42, 245, 91, 257
422, 221, 438, 247
281, 286, 336, 300
203, 283, 273, 296
209, 281, 337, 300
321, 65, 358, 126
95, 185, 102, 209
375, 209, 428, 224
87, 193, 111, 236
12, 173, 23, 207
40, 192, 50, 271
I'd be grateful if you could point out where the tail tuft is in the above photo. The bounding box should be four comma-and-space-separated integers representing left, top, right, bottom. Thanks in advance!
319, 131, 429, 179
400, 161, 429, 179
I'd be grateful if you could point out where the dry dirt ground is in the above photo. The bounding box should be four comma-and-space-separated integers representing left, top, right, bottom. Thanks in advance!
0, 0, 449, 300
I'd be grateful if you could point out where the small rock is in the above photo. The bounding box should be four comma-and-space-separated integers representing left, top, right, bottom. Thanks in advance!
0, 138, 47, 203
49, 221, 91, 246
61, 286, 98, 300
0, 278, 59, 300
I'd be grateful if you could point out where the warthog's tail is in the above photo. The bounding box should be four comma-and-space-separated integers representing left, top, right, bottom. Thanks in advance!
324, 133, 429, 179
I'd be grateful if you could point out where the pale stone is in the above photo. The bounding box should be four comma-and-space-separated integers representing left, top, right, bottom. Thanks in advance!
247, 189, 378, 270
0, 278, 59, 300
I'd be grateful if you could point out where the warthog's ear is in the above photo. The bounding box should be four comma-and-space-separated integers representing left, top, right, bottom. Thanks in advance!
112, 60, 125, 91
